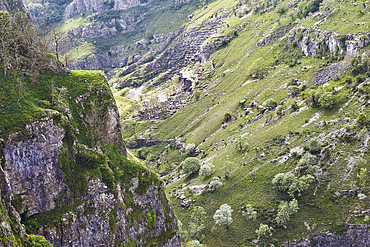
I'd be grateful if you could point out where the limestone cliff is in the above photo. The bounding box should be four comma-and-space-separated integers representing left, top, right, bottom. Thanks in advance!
64, 0, 154, 18
0, 70, 181, 246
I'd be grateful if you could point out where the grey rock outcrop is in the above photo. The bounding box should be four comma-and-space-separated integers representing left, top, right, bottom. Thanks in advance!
3, 118, 74, 217
284, 224, 370, 247
64, 0, 154, 18
286, 27, 370, 58
0, 72, 180, 246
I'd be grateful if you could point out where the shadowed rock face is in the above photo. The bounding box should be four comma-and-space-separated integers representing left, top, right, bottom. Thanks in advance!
284, 225, 370, 247
0, 74, 181, 245
64, 0, 154, 18
3, 119, 74, 217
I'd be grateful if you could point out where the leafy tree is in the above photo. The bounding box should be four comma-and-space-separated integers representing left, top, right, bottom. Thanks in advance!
275, 105, 283, 115
199, 164, 212, 176
242, 204, 257, 220
298, 152, 317, 166
318, 92, 334, 109
188, 206, 206, 241
275, 199, 299, 228
272, 172, 315, 197
358, 127, 369, 142
179, 221, 189, 243
213, 204, 233, 228
180, 206, 207, 244
182, 157, 201, 174
49, 24, 70, 60
223, 161, 235, 178
222, 112, 232, 123
235, 135, 249, 151
357, 168, 369, 190
208, 177, 222, 191
357, 112, 367, 125
185, 143, 196, 157
307, 165, 319, 176
309, 138, 321, 154
255, 223, 272, 239
263, 98, 277, 109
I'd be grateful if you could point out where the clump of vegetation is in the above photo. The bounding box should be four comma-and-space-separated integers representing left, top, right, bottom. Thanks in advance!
298, 152, 317, 166
182, 157, 201, 174
185, 143, 197, 157
275, 199, 299, 228
242, 204, 257, 221
213, 204, 233, 229
179, 206, 206, 244
199, 163, 212, 176
309, 138, 322, 154
318, 92, 334, 109
262, 98, 277, 109
272, 172, 315, 197
207, 177, 222, 192
255, 223, 273, 239
234, 135, 249, 151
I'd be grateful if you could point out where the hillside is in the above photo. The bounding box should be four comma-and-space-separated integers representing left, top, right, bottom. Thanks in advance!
109, 0, 370, 246
0, 6, 180, 246
23, 0, 212, 77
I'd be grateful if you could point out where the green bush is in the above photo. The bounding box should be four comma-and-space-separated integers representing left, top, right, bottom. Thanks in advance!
242, 204, 257, 221
309, 138, 321, 154
182, 157, 201, 174
208, 177, 222, 191
222, 112, 232, 123
262, 98, 277, 109
199, 164, 212, 176
357, 112, 367, 125
255, 223, 272, 239
234, 135, 249, 151
298, 152, 317, 166
275, 199, 299, 228
272, 172, 315, 197
318, 92, 334, 109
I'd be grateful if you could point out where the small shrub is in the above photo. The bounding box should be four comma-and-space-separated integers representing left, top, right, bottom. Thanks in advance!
213, 204, 233, 228
182, 157, 201, 174
358, 127, 369, 142
275, 199, 299, 228
309, 138, 321, 154
357, 112, 367, 125
275, 105, 283, 115
298, 152, 317, 166
242, 204, 257, 220
235, 135, 249, 151
222, 112, 232, 123
199, 164, 212, 176
263, 98, 277, 108
185, 143, 196, 157
255, 223, 272, 239
223, 161, 235, 178
318, 92, 334, 109
208, 177, 222, 191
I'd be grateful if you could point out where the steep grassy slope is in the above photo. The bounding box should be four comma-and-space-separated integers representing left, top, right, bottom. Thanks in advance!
116, 0, 370, 245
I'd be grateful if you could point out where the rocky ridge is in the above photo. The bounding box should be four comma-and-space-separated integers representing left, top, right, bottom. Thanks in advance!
0, 69, 181, 246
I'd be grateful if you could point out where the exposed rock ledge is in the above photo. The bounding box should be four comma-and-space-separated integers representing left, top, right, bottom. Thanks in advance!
284, 224, 370, 247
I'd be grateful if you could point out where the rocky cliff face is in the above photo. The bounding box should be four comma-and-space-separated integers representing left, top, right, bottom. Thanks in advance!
284, 225, 370, 247
0, 70, 181, 246
64, 0, 154, 18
